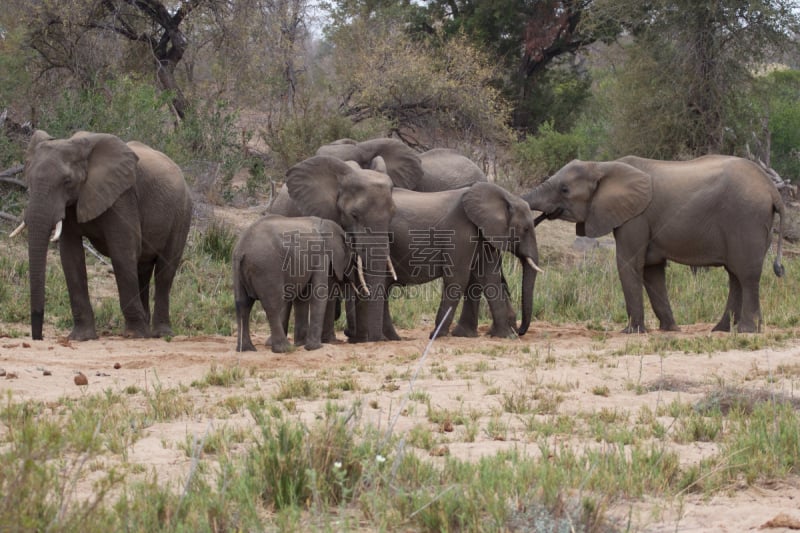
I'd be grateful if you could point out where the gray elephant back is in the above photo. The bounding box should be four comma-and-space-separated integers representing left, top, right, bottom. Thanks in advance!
417, 148, 487, 192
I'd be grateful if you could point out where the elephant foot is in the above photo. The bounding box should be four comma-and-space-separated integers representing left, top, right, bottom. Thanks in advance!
321, 333, 337, 343
348, 335, 382, 344
123, 327, 152, 339
488, 325, 516, 339
69, 327, 98, 341
237, 341, 257, 352
304, 340, 322, 351
712, 321, 731, 332
429, 328, 450, 340
622, 324, 647, 334
383, 330, 401, 341
271, 340, 292, 353
659, 323, 680, 332
451, 323, 479, 338
151, 324, 174, 338
736, 322, 760, 334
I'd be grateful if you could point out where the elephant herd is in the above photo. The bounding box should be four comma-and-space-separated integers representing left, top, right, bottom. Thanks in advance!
11, 132, 786, 349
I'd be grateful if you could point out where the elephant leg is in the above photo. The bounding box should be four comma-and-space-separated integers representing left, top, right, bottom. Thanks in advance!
151, 254, 180, 337
321, 289, 338, 344
382, 297, 401, 341
713, 269, 741, 332
59, 226, 97, 341
293, 290, 310, 346
152, 217, 190, 338
452, 278, 480, 338
484, 270, 517, 339
430, 281, 462, 338
344, 294, 357, 340
137, 260, 155, 329
738, 275, 762, 333
110, 255, 151, 338
235, 296, 257, 352
267, 300, 292, 346
304, 275, 327, 351
265, 299, 291, 353
616, 251, 647, 334
643, 263, 678, 331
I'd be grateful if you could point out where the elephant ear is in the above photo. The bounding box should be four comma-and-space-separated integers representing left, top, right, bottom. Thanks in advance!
462, 182, 514, 248
584, 161, 653, 238
320, 218, 348, 280
73, 133, 139, 223
361, 139, 423, 189
286, 156, 351, 222
24, 130, 54, 167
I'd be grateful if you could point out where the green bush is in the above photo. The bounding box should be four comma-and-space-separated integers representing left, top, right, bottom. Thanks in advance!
40, 77, 174, 147
764, 69, 800, 183
512, 120, 592, 186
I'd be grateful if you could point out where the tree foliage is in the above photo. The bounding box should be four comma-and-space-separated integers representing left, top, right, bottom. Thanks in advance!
417, 0, 618, 130
596, 0, 800, 157
324, 14, 512, 148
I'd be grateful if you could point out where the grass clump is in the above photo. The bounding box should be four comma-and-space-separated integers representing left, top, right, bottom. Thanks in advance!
191, 364, 247, 389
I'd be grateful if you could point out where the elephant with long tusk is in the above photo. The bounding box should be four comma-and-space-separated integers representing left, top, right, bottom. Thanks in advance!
266, 155, 396, 343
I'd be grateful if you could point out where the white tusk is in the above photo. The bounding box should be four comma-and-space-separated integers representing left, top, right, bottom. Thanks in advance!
356, 255, 370, 296
49, 220, 63, 242
526, 257, 544, 273
9, 220, 26, 238
387, 257, 398, 281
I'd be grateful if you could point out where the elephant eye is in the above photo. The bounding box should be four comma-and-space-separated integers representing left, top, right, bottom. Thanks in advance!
560, 185, 569, 195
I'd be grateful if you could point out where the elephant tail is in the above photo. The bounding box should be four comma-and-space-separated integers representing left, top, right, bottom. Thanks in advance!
773, 196, 785, 278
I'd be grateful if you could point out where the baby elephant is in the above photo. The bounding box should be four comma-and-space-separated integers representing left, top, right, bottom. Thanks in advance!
233, 214, 350, 352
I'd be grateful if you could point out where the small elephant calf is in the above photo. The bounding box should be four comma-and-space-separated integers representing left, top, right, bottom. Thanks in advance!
233, 214, 349, 352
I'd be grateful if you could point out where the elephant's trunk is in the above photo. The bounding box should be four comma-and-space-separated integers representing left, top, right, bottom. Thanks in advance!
26, 203, 57, 340
350, 233, 391, 342
522, 181, 554, 213
517, 256, 537, 336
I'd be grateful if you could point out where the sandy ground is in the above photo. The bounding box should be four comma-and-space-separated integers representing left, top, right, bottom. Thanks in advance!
2, 323, 800, 531
2, 214, 800, 531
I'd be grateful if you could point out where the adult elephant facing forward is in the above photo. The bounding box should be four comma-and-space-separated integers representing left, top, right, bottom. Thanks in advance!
523, 155, 785, 333
16, 130, 192, 340
279, 155, 396, 343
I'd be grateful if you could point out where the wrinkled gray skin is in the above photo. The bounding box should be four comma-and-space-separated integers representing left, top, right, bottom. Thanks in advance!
22, 130, 192, 341
316, 138, 487, 191
233, 215, 349, 353
267, 155, 395, 343
523, 155, 785, 333
380, 182, 539, 339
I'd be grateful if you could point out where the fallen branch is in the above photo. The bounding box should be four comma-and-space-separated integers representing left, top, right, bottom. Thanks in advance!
0, 164, 25, 188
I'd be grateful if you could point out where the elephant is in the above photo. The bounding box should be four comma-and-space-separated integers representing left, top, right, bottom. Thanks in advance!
523, 155, 785, 333
233, 214, 352, 353
315, 137, 487, 191
267, 155, 395, 343
379, 182, 541, 339
14, 130, 192, 340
